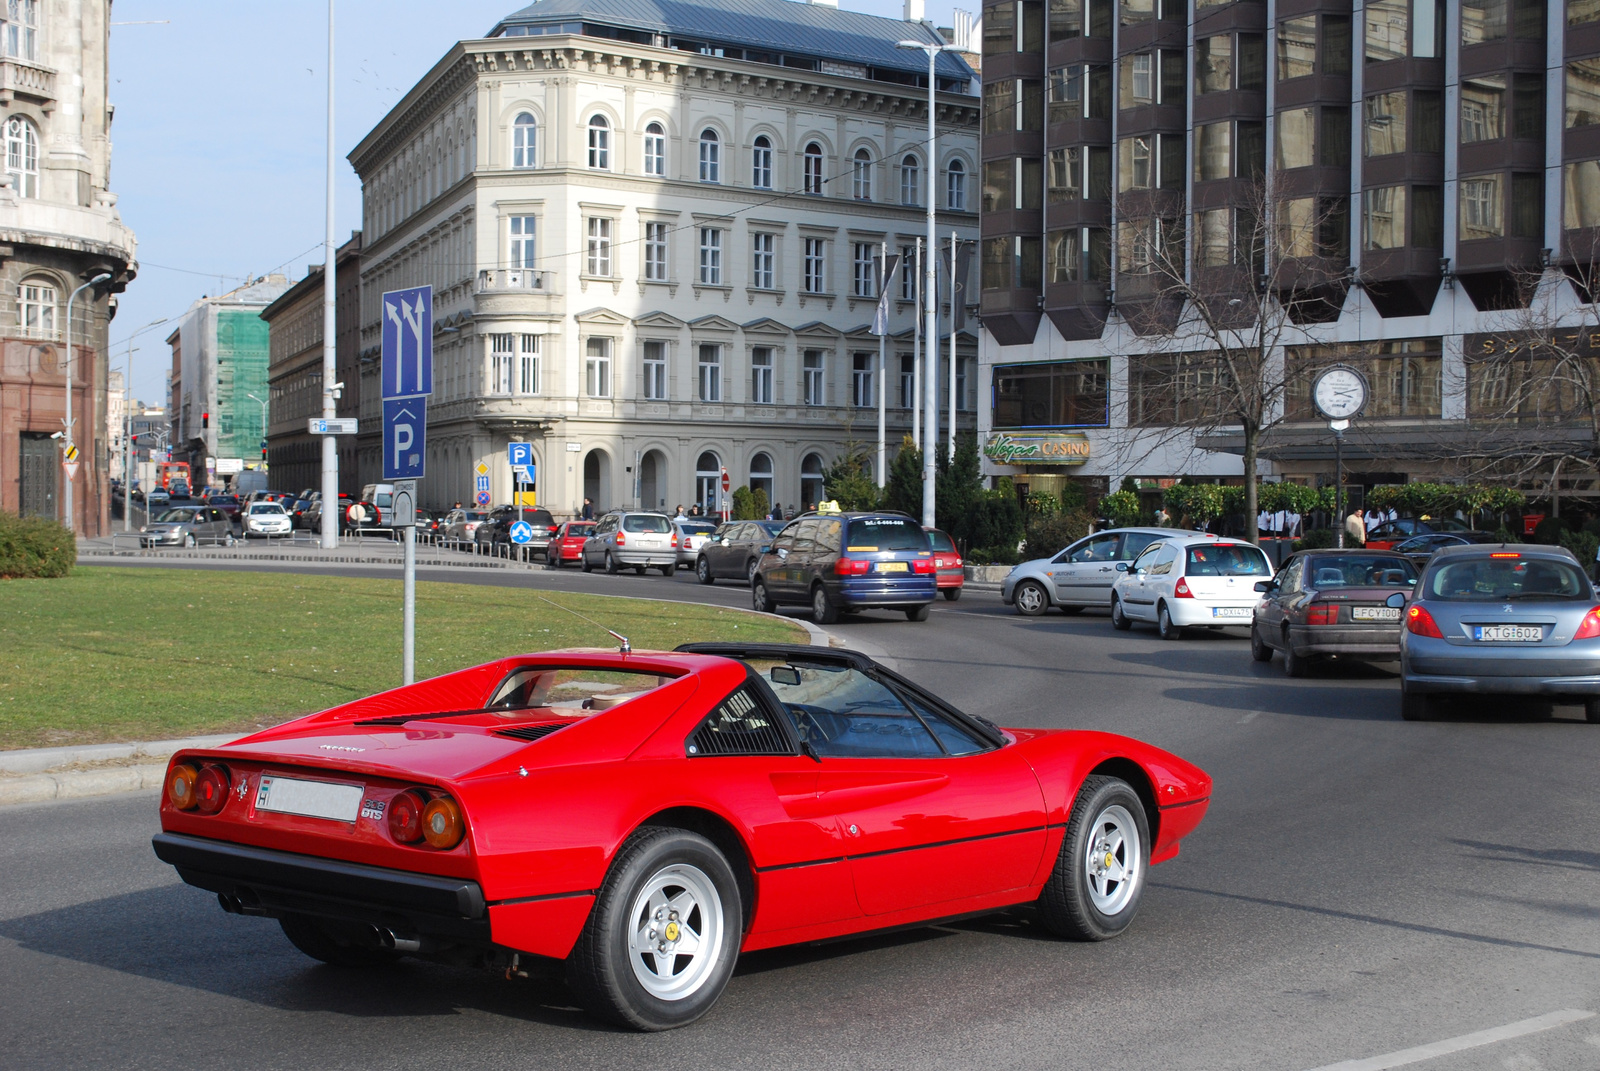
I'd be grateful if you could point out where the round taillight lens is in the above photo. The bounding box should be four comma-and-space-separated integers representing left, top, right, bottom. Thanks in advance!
421, 796, 464, 850
388, 789, 427, 843
167, 763, 199, 810
195, 765, 230, 815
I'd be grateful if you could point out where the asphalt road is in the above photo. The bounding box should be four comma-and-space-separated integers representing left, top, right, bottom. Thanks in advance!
4, 560, 1599, 1070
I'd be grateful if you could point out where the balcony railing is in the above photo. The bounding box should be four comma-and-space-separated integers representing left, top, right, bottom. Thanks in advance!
0, 58, 55, 103
478, 268, 551, 292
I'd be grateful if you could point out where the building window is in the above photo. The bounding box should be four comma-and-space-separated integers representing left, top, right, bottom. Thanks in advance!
804, 142, 825, 194
803, 237, 826, 293
699, 227, 722, 285
1365, 0, 1409, 62
644, 221, 668, 281
992, 360, 1109, 427
491, 333, 514, 394
751, 232, 775, 289
851, 352, 874, 408
1129, 352, 1235, 426
585, 337, 611, 398
751, 346, 773, 403
699, 129, 720, 183
1566, 159, 1600, 228
4, 115, 36, 198
17, 275, 55, 340
1362, 186, 1407, 249
749, 451, 774, 501
1049, 65, 1083, 120
1514, 73, 1544, 137
1278, 16, 1315, 78
509, 215, 536, 269
1196, 208, 1231, 266
947, 159, 966, 210
752, 135, 772, 188
1567, 59, 1600, 128
1363, 92, 1407, 155
852, 149, 872, 200
1290, 339, 1442, 420
518, 334, 540, 394
1461, 78, 1504, 142
1462, 0, 1507, 43
1276, 108, 1315, 170
1460, 175, 1503, 240
587, 115, 610, 169
899, 352, 915, 408
512, 112, 537, 168
642, 340, 667, 400
956, 358, 969, 411
900, 155, 919, 205
803, 349, 825, 405
1048, 229, 1081, 281
1125, 52, 1153, 103
1195, 123, 1231, 181
586, 218, 613, 276
1119, 135, 1153, 190
900, 244, 917, 300
643, 122, 666, 176
1, 0, 36, 61
1196, 35, 1232, 93
852, 243, 877, 298
696, 452, 722, 513
1511, 172, 1543, 237
698, 343, 722, 402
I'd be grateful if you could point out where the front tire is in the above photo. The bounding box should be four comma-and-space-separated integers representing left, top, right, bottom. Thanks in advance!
1110, 596, 1131, 631
906, 603, 930, 621
1250, 625, 1273, 663
581, 552, 594, 573
1014, 580, 1049, 617
278, 914, 400, 968
752, 579, 776, 614
1037, 776, 1149, 941
184, 533, 197, 548
566, 827, 742, 1031
811, 584, 839, 625
1157, 602, 1182, 640
1400, 687, 1434, 721
224, 532, 236, 548
696, 557, 715, 585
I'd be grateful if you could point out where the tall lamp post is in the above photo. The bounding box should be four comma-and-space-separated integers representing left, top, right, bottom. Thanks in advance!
120, 317, 169, 531
62, 272, 110, 531
897, 37, 960, 529
319, 0, 340, 550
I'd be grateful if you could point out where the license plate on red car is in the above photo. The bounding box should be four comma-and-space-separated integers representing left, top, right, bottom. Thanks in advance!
1473, 625, 1543, 642
255, 775, 364, 822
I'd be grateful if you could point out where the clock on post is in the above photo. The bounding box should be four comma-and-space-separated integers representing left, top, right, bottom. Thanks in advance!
1311, 365, 1368, 421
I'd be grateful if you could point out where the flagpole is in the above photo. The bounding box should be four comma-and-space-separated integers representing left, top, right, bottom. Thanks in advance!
948, 230, 958, 462
877, 241, 887, 489
912, 237, 922, 452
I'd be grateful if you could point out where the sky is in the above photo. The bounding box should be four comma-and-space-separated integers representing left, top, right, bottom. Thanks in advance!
109, 0, 970, 404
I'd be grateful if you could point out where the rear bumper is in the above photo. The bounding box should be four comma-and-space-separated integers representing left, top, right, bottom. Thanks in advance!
613, 548, 676, 566
1402, 671, 1600, 696
1168, 601, 1256, 627
1289, 625, 1401, 660
835, 576, 937, 607
151, 831, 490, 945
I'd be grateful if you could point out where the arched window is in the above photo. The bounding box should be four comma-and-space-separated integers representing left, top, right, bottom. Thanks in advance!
5, 116, 37, 198
900, 154, 920, 206
699, 128, 720, 183
587, 115, 610, 170
800, 453, 826, 511
17, 275, 55, 339
803, 142, 824, 195
749, 452, 774, 506
752, 135, 772, 189
696, 451, 722, 513
947, 159, 966, 211
512, 112, 536, 169
643, 122, 665, 176
852, 148, 872, 201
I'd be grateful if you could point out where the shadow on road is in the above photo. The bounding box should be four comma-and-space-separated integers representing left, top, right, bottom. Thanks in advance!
1451, 839, 1600, 875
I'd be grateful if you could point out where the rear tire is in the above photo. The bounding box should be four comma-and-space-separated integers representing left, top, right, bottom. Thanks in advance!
565, 827, 742, 1031
635, 565, 647, 576
659, 565, 675, 577
1250, 624, 1273, 662
1014, 580, 1049, 617
1400, 688, 1434, 721
942, 588, 961, 602
1587, 698, 1600, 724
1282, 638, 1308, 678
1157, 602, 1182, 640
1037, 777, 1149, 941
696, 557, 714, 585
606, 552, 619, 575
811, 585, 839, 625
906, 604, 930, 621
751, 579, 776, 614
1110, 597, 1131, 631
279, 914, 401, 968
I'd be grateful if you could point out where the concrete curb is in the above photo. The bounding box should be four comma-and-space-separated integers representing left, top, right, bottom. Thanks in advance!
0, 733, 241, 808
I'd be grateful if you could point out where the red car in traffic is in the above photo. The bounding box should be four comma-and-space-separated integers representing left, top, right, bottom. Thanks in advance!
544, 520, 595, 567
151, 643, 1209, 1031
925, 527, 965, 601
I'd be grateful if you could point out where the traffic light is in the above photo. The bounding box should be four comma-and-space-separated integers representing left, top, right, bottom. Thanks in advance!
261, 445, 268, 460
202, 412, 209, 429
131, 434, 138, 446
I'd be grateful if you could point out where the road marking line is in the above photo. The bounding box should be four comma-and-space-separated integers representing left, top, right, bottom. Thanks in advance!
1238, 710, 1259, 724
1303, 1009, 1596, 1071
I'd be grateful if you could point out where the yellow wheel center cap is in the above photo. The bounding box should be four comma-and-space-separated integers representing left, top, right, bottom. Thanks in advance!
664, 921, 680, 942
1103, 852, 1116, 870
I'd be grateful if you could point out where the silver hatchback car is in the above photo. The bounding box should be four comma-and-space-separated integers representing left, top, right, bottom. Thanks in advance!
141, 505, 235, 548
582, 511, 678, 575
1399, 543, 1600, 722
1002, 527, 1172, 615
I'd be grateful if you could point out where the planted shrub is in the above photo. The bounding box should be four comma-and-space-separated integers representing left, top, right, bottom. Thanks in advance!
0, 511, 75, 579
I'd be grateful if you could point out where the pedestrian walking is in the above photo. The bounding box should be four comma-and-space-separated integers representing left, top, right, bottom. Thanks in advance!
1345, 510, 1366, 546
581, 497, 594, 520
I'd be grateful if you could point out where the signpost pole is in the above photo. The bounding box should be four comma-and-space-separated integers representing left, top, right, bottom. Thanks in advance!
877, 241, 887, 490
402, 522, 416, 683
948, 231, 959, 463
1333, 423, 1346, 549
320, 0, 340, 551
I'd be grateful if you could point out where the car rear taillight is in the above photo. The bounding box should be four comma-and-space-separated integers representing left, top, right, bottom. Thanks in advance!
421, 796, 465, 850
1406, 604, 1445, 638
1305, 603, 1339, 626
388, 789, 428, 843
1490, 552, 1520, 559
615, 532, 626, 545
1173, 577, 1194, 598
1575, 607, 1600, 640
195, 765, 230, 815
912, 558, 937, 574
835, 557, 870, 575
167, 763, 199, 810
671, 533, 679, 549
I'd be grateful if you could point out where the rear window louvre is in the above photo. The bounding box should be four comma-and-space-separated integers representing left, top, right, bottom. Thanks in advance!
493, 722, 571, 742
688, 686, 793, 756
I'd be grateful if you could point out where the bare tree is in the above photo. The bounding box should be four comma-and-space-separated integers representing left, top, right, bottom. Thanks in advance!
1109, 174, 1349, 543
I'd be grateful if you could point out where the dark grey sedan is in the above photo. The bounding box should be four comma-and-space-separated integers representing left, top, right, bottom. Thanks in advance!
1399, 544, 1600, 722
140, 506, 235, 548
694, 520, 786, 585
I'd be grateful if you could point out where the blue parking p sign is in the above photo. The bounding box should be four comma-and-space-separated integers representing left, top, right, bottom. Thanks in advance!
383, 397, 426, 480
381, 286, 433, 400
508, 442, 533, 469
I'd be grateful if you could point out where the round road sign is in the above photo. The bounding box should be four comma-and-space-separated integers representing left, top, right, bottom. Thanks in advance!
720, 469, 730, 492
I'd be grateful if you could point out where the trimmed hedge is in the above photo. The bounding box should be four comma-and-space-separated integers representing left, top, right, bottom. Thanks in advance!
0, 511, 75, 578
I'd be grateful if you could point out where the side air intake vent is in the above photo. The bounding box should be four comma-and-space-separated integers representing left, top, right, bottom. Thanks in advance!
687, 686, 793, 756
494, 722, 570, 743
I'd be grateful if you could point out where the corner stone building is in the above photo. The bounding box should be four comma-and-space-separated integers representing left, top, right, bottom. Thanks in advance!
349, 0, 979, 516
0, 0, 136, 532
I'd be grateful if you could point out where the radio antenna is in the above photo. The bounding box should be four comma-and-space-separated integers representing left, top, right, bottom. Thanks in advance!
533, 593, 631, 654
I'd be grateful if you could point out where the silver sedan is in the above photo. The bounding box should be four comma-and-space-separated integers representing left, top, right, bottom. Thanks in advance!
1002, 527, 1172, 615
1399, 544, 1600, 721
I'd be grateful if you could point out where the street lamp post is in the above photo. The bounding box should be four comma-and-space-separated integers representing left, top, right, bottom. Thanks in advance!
897, 38, 959, 529
62, 272, 110, 531
320, 0, 340, 550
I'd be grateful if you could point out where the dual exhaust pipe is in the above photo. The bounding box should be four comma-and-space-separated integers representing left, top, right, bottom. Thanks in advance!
217, 891, 421, 953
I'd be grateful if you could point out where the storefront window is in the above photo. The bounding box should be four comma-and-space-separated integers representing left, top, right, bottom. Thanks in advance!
1466, 331, 1600, 423
1285, 339, 1443, 420
1129, 353, 1235, 426
993, 360, 1109, 427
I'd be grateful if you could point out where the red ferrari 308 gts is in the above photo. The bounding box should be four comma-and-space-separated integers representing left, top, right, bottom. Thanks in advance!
152, 642, 1210, 1030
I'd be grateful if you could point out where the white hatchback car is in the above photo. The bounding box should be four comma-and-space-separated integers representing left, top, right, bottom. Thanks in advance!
1110, 534, 1273, 639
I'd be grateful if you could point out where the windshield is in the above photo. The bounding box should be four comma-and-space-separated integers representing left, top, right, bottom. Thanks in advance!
847, 517, 929, 552
1304, 555, 1417, 588
250, 504, 286, 515
623, 514, 672, 533
1426, 556, 1592, 601
926, 530, 956, 552
154, 509, 199, 523
566, 522, 594, 534
1185, 544, 1270, 576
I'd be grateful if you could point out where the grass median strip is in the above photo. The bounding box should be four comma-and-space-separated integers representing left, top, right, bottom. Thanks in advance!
0, 566, 804, 750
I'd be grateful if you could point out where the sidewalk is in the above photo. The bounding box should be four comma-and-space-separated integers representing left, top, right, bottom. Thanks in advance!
77, 531, 546, 571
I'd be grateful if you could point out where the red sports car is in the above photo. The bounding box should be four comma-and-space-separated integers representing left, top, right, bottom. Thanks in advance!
544, 520, 595, 567
152, 642, 1211, 1031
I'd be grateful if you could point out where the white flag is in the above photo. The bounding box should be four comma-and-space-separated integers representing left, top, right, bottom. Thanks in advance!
871, 254, 901, 335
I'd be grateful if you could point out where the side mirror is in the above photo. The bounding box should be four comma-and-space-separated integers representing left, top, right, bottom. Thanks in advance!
1253, 580, 1273, 593
1115, 562, 1130, 572
776, 547, 789, 559
1385, 591, 1408, 609
759, 544, 772, 554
